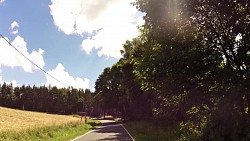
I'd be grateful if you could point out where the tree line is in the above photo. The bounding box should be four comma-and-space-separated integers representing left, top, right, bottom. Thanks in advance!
0, 0, 249, 140
93, 0, 250, 140
0, 83, 93, 115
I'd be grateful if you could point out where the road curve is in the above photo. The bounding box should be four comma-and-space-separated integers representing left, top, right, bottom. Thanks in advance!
72, 120, 134, 141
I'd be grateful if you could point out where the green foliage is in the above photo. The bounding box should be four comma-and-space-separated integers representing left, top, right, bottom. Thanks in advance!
202, 97, 250, 141
94, 66, 121, 118
94, 0, 250, 140
178, 106, 209, 141
0, 83, 93, 115
125, 121, 178, 141
94, 53, 152, 120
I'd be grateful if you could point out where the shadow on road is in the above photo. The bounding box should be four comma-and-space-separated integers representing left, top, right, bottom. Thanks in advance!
100, 121, 119, 126
98, 134, 132, 141
93, 120, 132, 141
74, 119, 133, 141
88, 121, 102, 127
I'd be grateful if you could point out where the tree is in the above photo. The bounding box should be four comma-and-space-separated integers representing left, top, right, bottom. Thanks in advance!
95, 67, 121, 118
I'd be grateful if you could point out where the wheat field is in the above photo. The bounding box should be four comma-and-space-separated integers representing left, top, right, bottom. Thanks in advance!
0, 106, 81, 132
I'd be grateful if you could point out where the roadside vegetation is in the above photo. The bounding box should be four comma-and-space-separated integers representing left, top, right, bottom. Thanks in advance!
0, 0, 249, 140
0, 107, 100, 141
93, 0, 250, 140
125, 121, 178, 141
0, 84, 93, 115
0, 107, 81, 132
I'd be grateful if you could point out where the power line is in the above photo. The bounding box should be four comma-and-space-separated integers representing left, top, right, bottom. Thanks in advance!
0, 33, 68, 87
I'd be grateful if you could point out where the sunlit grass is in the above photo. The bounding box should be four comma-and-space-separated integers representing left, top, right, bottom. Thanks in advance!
0, 119, 100, 141
0, 106, 81, 132
0, 106, 100, 141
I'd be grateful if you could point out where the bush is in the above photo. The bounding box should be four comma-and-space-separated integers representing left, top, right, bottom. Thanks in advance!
178, 106, 208, 141
125, 121, 178, 141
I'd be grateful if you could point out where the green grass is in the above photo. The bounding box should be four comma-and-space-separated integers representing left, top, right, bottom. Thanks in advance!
0, 119, 100, 141
124, 121, 178, 141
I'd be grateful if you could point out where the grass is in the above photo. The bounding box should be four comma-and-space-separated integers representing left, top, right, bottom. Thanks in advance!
124, 121, 179, 141
0, 106, 100, 141
0, 106, 81, 132
0, 120, 100, 141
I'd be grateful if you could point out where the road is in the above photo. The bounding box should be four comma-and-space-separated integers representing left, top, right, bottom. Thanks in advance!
72, 120, 134, 141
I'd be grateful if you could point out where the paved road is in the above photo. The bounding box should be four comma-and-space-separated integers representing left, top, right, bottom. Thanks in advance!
72, 120, 134, 141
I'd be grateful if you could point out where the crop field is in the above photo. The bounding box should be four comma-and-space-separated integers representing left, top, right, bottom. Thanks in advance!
0, 106, 81, 132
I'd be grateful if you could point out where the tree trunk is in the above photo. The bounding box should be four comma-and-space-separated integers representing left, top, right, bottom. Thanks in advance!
123, 104, 127, 122
103, 110, 106, 119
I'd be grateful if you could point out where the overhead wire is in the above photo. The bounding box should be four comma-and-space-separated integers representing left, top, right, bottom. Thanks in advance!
0, 33, 68, 87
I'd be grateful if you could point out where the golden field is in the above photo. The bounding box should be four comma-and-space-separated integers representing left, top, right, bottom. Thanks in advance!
0, 106, 81, 132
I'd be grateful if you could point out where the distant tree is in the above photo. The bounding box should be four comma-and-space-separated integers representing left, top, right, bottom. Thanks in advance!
83, 89, 93, 115
95, 67, 120, 118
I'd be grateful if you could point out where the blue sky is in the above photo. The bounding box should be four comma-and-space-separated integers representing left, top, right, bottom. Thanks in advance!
0, 0, 143, 91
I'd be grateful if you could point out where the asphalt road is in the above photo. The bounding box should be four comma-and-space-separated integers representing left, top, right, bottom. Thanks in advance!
72, 120, 134, 141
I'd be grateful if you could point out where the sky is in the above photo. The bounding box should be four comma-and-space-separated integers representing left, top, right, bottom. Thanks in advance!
0, 0, 143, 91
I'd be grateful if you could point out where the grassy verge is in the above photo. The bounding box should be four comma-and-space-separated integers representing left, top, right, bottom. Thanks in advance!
124, 121, 178, 141
0, 118, 100, 141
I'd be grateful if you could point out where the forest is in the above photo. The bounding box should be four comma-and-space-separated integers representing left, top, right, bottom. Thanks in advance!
93, 0, 250, 140
0, 0, 249, 140
0, 83, 92, 114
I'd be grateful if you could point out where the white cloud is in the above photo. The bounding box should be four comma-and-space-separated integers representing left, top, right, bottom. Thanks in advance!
0, 35, 45, 73
49, 0, 144, 58
82, 22, 140, 58
0, 75, 3, 84
7, 80, 19, 87
10, 21, 19, 35
11, 30, 18, 35
0, 75, 19, 87
0, 0, 5, 5
10, 21, 19, 29
45, 63, 90, 90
